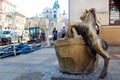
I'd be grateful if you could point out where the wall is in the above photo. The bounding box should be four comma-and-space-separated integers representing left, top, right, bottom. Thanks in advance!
69, 0, 120, 46
100, 26, 120, 46
15, 13, 26, 33
69, 0, 109, 25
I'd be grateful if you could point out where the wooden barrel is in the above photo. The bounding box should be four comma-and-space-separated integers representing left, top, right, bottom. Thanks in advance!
54, 38, 94, 74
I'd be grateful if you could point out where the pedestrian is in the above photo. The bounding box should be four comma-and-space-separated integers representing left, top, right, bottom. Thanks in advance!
52, 28, 57, 41
41, 28, 45, 41
39, 32, 42, 39
18, 32, 23, 43
61, 26, 66, 38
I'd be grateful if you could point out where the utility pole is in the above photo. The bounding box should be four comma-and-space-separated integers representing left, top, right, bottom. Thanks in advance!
45, 29, 50, 46
11, 12, 16, 56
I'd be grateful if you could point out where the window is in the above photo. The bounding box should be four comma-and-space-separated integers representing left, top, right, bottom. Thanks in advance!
109, 0, 120, 25
54, 11, 56, 13
29, 22, 30, 26
2, 31, 11, 34
5, 16, 12, 23
46, 15, 48, 18
54, 14, 56, 18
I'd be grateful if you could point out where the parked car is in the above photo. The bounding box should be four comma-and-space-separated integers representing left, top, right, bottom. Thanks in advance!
0, 30, 21, 44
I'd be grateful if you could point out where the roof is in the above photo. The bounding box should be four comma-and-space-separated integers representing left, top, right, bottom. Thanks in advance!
15, 12, 25, 17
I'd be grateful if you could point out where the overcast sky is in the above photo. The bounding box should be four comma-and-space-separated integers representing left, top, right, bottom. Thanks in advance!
8, 0, 68, 18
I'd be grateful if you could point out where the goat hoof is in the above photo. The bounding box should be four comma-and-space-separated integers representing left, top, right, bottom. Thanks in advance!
99, 69, 107, 79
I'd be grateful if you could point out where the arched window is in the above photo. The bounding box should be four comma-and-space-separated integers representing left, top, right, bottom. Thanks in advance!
54, 14, 56, 18
54, 11, 56, 13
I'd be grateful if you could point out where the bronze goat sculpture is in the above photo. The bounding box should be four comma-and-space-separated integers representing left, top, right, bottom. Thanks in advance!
66, 8, 110, 79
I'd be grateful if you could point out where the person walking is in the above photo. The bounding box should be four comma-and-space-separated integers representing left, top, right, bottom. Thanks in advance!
52, 28, 57, 41
41, 28, 45, 41
61, 27, 66, 38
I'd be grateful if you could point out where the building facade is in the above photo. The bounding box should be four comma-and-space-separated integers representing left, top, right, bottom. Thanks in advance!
2, 0, 16, 30
0, 0, 26, 34
15, 12, 26, 33
41, 0, 60, 23
0, 0, 16, 31
25, 0, 68, 39
25, 18, 40, 29
42, 7, 53, 20
0, 0, 3, 31
39, 0, 66, 36
69, 0, 120, 45
69, 0, 120, 26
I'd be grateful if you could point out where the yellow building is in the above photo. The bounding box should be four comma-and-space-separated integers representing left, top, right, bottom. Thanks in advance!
25, 18, 40, 29
15, 11, 26, 33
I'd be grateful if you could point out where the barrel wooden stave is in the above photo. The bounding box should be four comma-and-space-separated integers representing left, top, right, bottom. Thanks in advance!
54, 38, 93, 74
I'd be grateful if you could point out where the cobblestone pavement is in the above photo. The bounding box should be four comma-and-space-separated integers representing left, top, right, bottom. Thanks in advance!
107, 46, 120, 80
0, 46, 119, 80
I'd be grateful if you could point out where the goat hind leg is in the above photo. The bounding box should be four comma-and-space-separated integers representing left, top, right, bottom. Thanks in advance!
93, 41, 110, 79
84, 47, 98, 74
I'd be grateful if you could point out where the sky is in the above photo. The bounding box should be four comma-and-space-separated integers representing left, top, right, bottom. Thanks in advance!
8, 0, 68, 18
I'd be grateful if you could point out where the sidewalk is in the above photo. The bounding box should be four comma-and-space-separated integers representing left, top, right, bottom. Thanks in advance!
15, 46, 120, 80
106, 46, 120, 80
0, 45, 119, 80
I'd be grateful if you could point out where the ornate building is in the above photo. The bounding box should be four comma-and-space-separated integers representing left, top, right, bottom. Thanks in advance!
42, 0, 60, 22
52, 0, 60, 22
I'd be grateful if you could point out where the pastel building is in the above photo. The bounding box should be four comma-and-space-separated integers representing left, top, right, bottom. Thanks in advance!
0, 0, 26, 34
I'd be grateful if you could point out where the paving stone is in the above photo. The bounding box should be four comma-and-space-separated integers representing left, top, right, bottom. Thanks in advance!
51, 72, 113, 80
0, 46, 119, 80
13, 72, 45, 80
